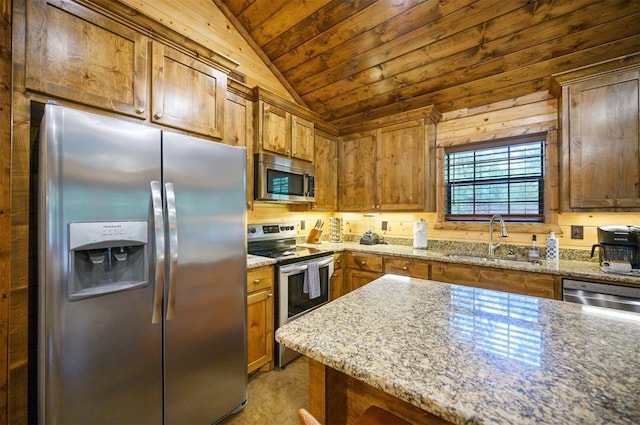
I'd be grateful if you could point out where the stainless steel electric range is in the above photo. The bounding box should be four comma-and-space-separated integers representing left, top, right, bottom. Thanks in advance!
247, 222, 334, 367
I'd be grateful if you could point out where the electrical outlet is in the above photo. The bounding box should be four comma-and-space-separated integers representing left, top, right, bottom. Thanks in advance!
381, 221, 388, 231
300, 220, 305, 230
571, 225, 583, 239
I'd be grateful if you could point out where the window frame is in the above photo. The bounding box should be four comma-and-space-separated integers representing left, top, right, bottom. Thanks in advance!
435, 130, 559, 233
444, 134, 546, 223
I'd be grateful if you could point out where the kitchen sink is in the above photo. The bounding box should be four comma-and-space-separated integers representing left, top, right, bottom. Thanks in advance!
445, 254, 541, 266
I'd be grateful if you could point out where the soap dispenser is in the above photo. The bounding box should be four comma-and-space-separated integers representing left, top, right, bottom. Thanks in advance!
546, 232, 559, 261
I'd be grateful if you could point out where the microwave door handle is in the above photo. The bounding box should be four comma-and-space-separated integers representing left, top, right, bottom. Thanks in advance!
303, 174, 309, 197
150, 181, 165, 324
165, 183, 179, 320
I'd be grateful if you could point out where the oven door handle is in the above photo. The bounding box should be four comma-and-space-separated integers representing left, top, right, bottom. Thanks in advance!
280, 257, 333, 274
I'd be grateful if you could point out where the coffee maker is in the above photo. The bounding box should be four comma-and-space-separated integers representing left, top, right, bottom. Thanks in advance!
591, 225, 640, 274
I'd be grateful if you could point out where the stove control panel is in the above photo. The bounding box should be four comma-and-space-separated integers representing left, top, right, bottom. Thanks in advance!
247, 222, 297, 240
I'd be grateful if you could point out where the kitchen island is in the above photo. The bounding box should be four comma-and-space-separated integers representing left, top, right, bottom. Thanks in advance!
275, 274, 640, 425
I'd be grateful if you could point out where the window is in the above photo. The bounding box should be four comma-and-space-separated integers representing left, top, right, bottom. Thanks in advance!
444, 134, 545, 223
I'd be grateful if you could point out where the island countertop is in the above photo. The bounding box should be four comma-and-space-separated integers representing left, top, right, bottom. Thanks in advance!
275, 274, 640, 425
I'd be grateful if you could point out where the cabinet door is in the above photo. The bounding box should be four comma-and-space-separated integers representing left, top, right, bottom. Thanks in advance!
313, 132, 338, 210
291, 115, 314, 161
262, 103, 290, 156
347, 269, 383, 291
226, 92, 254, 208
151, 42, 226, 138
430, 262, 559, 299
330, 268, 346, 300
339, 132, 376, 211
247, 266, 274, 374
377, 120, 425, 210
26, 0, 148, 117
566, 69, 640, 209
247, 288, 273, 374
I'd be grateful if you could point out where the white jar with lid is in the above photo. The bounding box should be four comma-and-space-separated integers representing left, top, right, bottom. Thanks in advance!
546, 232, 559, 261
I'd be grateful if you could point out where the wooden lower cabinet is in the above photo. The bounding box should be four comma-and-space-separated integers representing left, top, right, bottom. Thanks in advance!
330, 253, 348, 300
384, 256, 429, 278
247, 266, 274, 374
430, 261, 560, 300
346, 252, 384, 291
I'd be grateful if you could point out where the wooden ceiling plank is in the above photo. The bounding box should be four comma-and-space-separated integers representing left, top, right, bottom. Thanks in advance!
285, 0, 506, 88
248, 0, 332, 47
299, 0, 538, 101
272, 0, 429, 74
223, 0, 255, 15
327, 34, 640, 125
236, 0, 290, 33
313, 12, 640, 120
294, 0, 600, 95
261, 0, 378, 59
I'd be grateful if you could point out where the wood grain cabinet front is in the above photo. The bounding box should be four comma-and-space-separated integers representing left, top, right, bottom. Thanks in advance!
256, 100, 314, 162
345, 252, 383, 291
151, 42, 226, 139
313, 131, 338, 211
330, 253, 347, 300
26, 0, 148, 117
384, 257, 429, 278
247, 266, 274, 374
557, 66, 640, 210
430, 261, 560, 300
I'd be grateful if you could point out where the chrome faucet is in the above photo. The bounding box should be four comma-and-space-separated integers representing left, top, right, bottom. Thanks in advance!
489, 214, 509, 256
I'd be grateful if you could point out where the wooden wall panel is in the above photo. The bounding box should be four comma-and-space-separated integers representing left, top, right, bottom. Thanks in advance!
1, 1, 11, 423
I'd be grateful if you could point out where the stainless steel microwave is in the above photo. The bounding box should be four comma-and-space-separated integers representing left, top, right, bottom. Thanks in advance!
254, 153, 315, 203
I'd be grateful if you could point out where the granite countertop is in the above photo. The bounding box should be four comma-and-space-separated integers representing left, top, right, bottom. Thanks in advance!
276, 275, 640, 425
299, 241, 640, 287
247, 254, 277, 269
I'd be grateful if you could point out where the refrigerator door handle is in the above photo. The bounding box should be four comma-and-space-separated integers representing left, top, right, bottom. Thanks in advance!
165, 182, 179, 320
150, 181, 165, 324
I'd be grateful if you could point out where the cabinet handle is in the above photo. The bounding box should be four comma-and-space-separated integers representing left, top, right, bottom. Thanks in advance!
402, 266, 408, 270
360, 261, 366, 265
268, 293, 273, 297
336, 259, 341, 263
254, 279, 261, 283
287, 149, 291, 154
135, 107, 145, 114
154, 113, 163, 120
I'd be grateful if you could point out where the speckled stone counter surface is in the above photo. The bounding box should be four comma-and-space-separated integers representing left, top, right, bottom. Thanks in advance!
276, 275, 640, 425
299, 241, 640, 287
247, 254, 276, 269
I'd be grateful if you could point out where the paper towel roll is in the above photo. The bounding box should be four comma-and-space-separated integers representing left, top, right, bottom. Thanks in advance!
413, 221, 428, 249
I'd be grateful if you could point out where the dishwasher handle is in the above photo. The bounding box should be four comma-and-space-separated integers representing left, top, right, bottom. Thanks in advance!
563, 287, 640, 313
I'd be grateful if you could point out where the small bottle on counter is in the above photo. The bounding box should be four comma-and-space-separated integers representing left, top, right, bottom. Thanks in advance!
546, 232, 559, 261
528, 235, 540, 259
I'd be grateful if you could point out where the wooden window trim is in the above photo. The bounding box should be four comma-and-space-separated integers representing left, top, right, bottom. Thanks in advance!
435, 130, 560, 233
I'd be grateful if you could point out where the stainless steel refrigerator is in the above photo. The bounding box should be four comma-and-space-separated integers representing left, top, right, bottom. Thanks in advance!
38, 103, 248, 424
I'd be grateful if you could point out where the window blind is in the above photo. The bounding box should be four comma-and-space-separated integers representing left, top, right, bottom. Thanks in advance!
445, 136, 545, 222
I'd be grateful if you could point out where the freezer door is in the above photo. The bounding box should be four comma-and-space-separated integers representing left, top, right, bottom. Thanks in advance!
38, 105, 163, 424
162, 132, 248, 424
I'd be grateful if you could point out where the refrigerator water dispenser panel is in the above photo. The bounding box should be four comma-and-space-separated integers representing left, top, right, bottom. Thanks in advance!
68, 221, 149, 300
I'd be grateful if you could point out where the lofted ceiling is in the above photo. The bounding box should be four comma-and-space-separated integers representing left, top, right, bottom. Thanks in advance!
215, 0, 640, 128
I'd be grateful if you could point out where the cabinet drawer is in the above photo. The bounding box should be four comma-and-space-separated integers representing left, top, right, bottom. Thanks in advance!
384, 257, 428, 278
346, 252, 383, 272
247, 266, 273, 292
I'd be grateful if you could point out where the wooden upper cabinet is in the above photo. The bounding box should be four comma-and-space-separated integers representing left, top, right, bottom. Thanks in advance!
291, 115, 314, 161
261, 103, 289, 156
339, 132, 377, 211
559, 67, 640, 210
313, 131, 338, 210
226, 85, 254, 208
377, 119, 426, 210
258, 101, 314, 161
151, 42, 226, 138
26, 0, 148, 117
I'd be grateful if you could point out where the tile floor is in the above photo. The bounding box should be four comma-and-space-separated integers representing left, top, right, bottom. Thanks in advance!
220, 356, 308, 425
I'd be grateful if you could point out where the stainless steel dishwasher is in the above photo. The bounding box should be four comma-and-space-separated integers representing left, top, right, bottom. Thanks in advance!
562, 279, 640, 313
